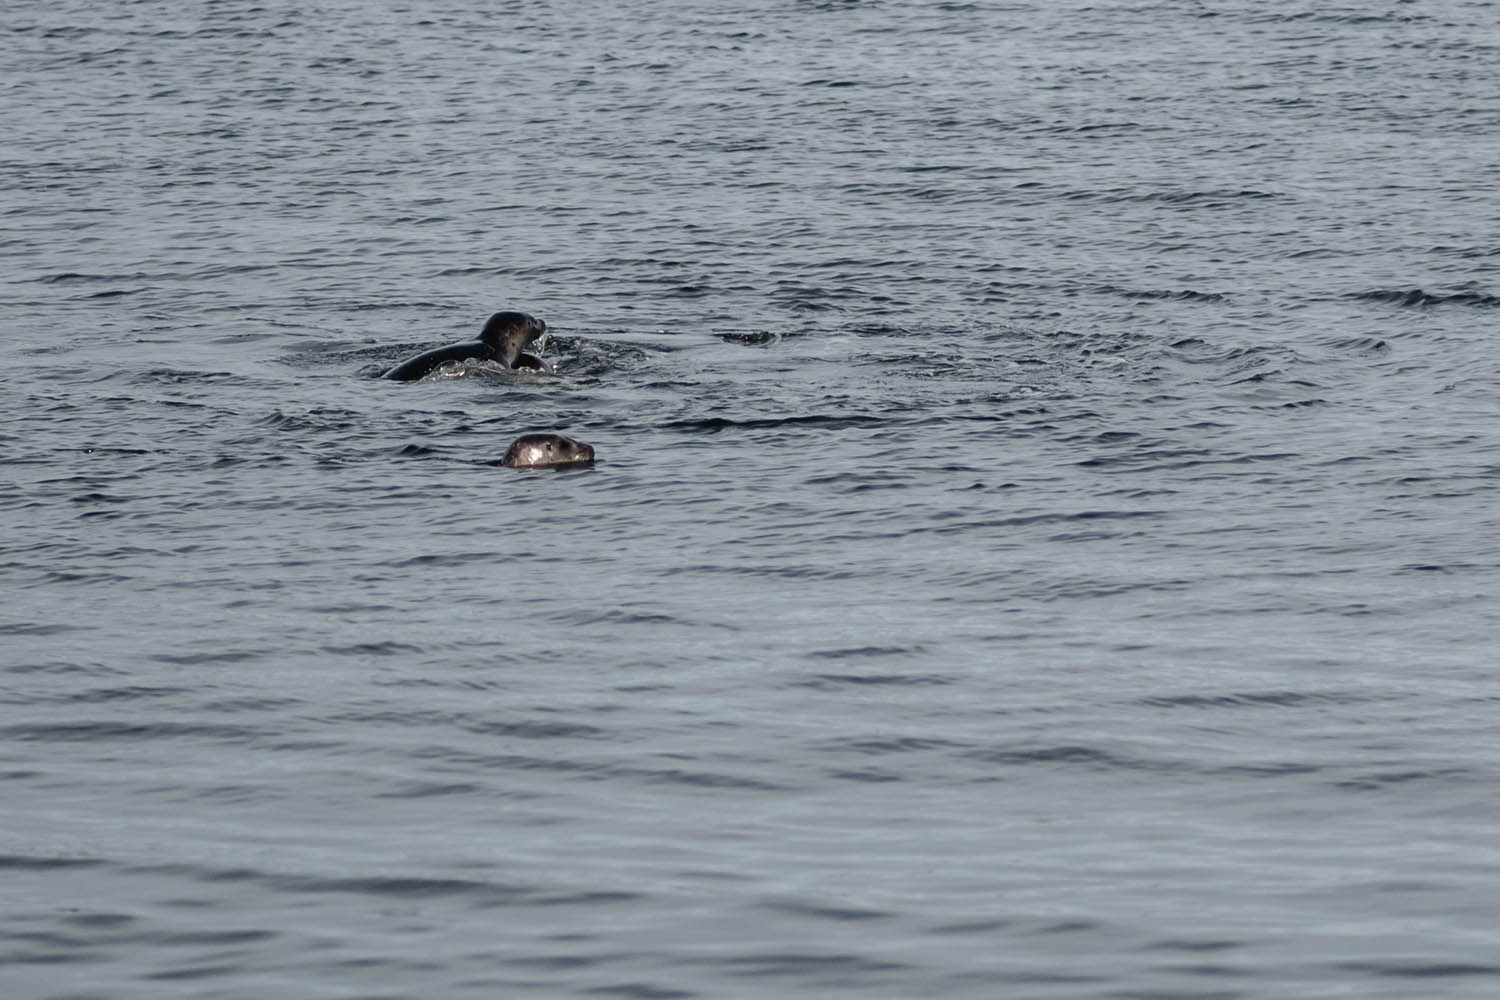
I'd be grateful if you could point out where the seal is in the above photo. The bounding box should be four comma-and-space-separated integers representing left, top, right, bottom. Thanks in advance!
502, 433, 595, 469
383, 311, 547, 381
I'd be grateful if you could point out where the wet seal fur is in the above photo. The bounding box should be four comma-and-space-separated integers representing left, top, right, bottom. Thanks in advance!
383, 311, 548, 381
502, 433, 595, 469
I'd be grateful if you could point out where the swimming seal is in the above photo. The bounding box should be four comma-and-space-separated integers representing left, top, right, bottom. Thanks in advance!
383, 311, 547, 381
502, 433, 595, 469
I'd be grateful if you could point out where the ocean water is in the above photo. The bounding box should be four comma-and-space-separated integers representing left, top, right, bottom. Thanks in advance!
5, 1, 1500, 997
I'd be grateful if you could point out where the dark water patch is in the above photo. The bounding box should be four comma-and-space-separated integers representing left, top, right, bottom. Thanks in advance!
1088, 430, 1143, 444
1321, 336, 1389, 353
151, 650, 268, 666
463, 719, 609, 740
281, 341, 418, 369
258, 407, 363, 432
806, 645, 927, 660
579, 983, 694, 999
1042, 121, 1148, 137
2, 947, 114, 968
264, 739, 345, 753
2, 721, 263, 743
33, 685, 189, 705
962, 744, 1184, 775
1137, 689, 1376, 711
1349, 288, 1500, 308
1340, 961, 1500, 978
634, 768, 783, 791
409, 747, 787, 791
928, 919, 1013, 935
932, 406, 1053, 425
844, 322, 922, 337
0, 854, 106, 871
943, 509, 1165, 531
377, 782, 485, 799
385, 551, 502, 569
37, 271, 146, 284
1030, 919, 1103, 935
1429, 244, 1500, 259
800, 470, 926, 492
1062, 187, 1278, 206
1333, 768, 1469, 792
133, 369, 237, 384
1394, 562, 1480, 575
82, 287, 147, 299
827, 768, 902, 782
761, 901, 892, 922
1287, 246, 1344, 259
1076, 449, 1296, 473
5, 660, 126, 677
1143, 939, 1244, 953
59, 912, 138, 929
534, 891, 643, 907
301, 602, 399, 615
710, 951, 911, 977
0, 622, 91, 636
505, 952, 618, 970
64, 513, 134, 527
817, 737, 960, 756
553, 608, 687, 627
1093, 285, 1228, 303
169, 867, 536, 903
797, 674, 955, 690
1251, 11, 1437, 24
657, 563, 855, 584
153, 928, 277, 946
1213, 762, 1322, 778
142, 964, 255, 982
179, 784, 280, 804
73, 446, 155, 458
1164, 341, 1303, 370
320, 641, 424, 656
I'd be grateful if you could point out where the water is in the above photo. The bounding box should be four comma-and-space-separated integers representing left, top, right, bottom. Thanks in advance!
5, 1, 1500, 997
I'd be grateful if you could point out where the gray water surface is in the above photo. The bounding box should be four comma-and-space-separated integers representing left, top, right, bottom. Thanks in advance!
5, 1, 1500, 997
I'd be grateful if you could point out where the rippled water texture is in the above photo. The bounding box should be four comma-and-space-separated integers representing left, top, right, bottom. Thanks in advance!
5, 1, 1500, 997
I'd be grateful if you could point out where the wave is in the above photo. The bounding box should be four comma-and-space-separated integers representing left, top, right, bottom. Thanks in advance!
1349, 288, 1500, 308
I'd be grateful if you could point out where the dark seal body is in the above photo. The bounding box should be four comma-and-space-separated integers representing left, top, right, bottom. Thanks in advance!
502, 433, 595, 469
383, 311, 547, 381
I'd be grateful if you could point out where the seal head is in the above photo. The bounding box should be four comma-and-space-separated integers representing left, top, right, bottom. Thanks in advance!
502, 433, 595, 469
478, 311, 548, 369
383, 311, 548, 380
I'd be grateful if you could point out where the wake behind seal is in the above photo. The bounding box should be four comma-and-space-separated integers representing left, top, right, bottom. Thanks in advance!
383, 311, 548, 380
